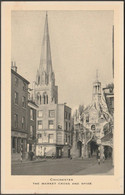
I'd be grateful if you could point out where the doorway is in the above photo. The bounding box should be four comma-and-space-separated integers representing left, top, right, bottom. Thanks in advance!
90, 141, 98, 157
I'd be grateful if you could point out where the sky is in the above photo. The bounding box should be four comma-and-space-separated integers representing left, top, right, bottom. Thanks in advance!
11, 10, 114, 112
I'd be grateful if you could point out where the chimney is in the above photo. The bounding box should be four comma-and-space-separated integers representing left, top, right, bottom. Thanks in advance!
11, 60, 17, 72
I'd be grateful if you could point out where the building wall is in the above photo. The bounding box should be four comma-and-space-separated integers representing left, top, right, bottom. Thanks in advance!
11, 69, 29, 158
103, 87, 114, 116
27, 101, 37, 152
36, 104, 57, 156
35, 104, 72, 157
11, 70, 29, 133
57, 104, 65, 145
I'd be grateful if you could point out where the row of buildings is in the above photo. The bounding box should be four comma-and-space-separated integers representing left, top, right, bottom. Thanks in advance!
11, 13, 72, 161
11, 13, 114, 161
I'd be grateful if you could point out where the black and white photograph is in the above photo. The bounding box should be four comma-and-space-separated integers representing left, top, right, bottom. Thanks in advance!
11, 10, 114, 175
1, 1, 123, 194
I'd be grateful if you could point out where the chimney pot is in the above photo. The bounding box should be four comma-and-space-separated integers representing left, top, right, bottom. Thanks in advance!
11, 60, 17, 72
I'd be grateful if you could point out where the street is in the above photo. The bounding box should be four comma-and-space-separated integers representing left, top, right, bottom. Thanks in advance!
11, 157, 113, 175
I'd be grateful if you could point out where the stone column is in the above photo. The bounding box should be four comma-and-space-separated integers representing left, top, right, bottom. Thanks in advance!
83, 144, 87, 158
85, 144, 88, 158
81, 143, 84, 159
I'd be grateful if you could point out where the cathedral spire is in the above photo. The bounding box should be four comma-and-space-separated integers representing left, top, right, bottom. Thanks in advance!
37, 12, 53, 85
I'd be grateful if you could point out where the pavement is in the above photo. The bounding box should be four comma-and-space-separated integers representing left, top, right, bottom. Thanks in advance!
12, 158, 46, 165
11, 157, 113, 175
74, 159, 114, 175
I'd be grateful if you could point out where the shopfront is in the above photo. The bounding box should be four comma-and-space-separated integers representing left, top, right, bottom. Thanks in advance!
11, 131, 27, 154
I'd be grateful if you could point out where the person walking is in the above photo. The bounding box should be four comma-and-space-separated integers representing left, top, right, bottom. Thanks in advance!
102, 153, 105, 163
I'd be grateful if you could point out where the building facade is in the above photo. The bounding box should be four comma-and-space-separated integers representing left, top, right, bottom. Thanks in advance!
71, 72, 113, 159
32, 13, 72, 158
101, 84, 114, 164
27, 99, 38, 153
11, 62, 30, 160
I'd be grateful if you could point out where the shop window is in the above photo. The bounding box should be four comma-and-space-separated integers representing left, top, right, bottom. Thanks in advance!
38, 110, 43, 117
57, 132, 62, 144
49, 110, 55, 118
30, 109, 34, 120
38, 120, 43, 129
22, 117, 25, 129
14, 114, 18, 128
48, 134, 54, 143
49, 120, 54, 129
14, 92, 18, 105
22, 96, 26, 108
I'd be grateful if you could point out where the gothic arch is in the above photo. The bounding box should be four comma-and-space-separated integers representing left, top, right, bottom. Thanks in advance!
43, 92, 48, 104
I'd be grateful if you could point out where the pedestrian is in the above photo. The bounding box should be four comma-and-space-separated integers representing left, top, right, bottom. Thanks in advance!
97, 149, 100, 165
51, 152, 54, 159
30, 151, 34, 161
44, 151, 46, 159
102, 153, 105, 163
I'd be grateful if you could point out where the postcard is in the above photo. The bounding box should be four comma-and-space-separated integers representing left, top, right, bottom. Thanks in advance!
1, 1, 124, 194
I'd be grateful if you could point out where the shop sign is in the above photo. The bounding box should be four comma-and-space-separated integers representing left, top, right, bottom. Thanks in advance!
12, 131, 27, 138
